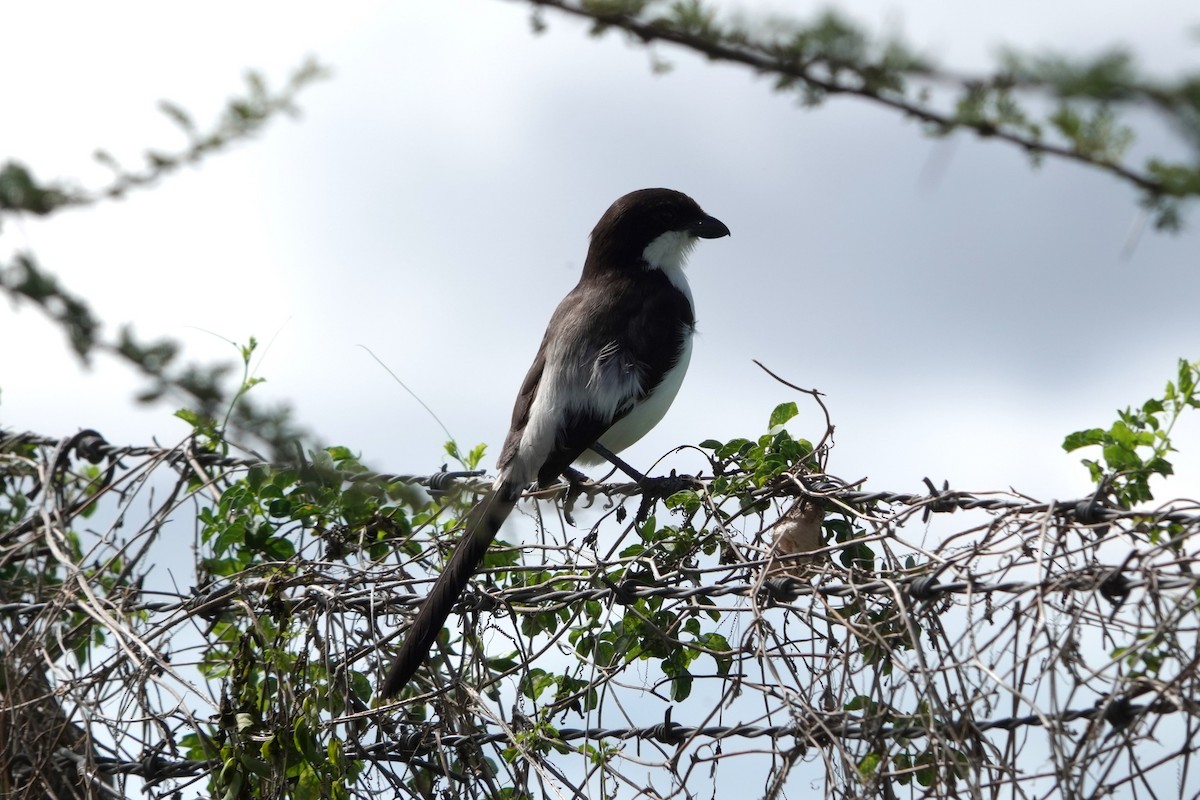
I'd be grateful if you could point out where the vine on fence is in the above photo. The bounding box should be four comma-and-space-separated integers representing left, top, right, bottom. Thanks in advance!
2, 360, 1199, 799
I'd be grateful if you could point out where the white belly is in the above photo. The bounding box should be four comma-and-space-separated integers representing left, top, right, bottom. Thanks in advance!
580, 334, 693, 463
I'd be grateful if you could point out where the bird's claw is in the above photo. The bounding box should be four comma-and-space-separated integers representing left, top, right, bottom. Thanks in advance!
635, 471, 702, 522
562, 467, 594, 526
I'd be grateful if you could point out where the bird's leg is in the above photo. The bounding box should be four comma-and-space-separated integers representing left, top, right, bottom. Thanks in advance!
561, 465, 594, 485
585, 444, 647, 483
588, 443, 702, 521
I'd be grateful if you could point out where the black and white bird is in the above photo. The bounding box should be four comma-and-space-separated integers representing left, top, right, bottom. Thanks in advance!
382, 188, 729, 697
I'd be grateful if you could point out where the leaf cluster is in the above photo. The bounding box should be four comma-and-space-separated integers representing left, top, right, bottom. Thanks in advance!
1063, 358, 1200, 509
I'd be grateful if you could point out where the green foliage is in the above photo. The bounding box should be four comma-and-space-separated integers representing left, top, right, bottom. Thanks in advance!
0, 162, 71, 217
827, 516, 874, 571
768, 400, 799, 429
180, 632, 362, 800
700, 401, 876, 569
700, 402, 817, 495
444, 439, 487, 470
1112, 631, 1170, 679
172, 443, 422, 798
843, 697, 972, 790
1047, 103, 1134, 163
0, 253, 100, 360
567, 519, 733, 701
522, 667, 599, 712
1063, 358, 1200, 508
1001, 48, 1139, 101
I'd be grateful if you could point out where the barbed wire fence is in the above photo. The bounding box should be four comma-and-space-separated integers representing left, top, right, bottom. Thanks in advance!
3, 428, 1200, 799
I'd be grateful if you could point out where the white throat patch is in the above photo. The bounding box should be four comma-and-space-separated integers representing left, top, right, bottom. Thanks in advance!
642, 230, 697, 305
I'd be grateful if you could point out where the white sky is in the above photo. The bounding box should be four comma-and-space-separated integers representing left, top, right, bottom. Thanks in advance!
3, 0, 1199, 505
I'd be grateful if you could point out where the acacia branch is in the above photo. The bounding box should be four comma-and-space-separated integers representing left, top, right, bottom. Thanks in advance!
522, 0, 1200, 227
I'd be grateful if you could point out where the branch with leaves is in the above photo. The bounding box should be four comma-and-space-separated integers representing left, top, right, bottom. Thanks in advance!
0, 61, 328, 459
523, 0, 1200, 229
0, 58, 327, 219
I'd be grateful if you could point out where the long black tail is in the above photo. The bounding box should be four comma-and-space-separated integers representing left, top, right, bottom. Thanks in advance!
381, 485, 519, 697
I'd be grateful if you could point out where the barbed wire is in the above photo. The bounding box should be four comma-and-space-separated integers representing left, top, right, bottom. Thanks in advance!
6, 427, 1200, 526
5, 427, 1200, 799
83, 693, 1179, 781
0, 561, 1191, 622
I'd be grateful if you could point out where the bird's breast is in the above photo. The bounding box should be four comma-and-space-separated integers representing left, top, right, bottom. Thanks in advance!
581, 330, 694, 462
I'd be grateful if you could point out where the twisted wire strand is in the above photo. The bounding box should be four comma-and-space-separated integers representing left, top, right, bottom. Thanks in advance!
81, 696, 1180, 778
5, 428, 1198, 526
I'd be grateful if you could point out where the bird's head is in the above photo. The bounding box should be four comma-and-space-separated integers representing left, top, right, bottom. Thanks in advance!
586, 188, 730, 275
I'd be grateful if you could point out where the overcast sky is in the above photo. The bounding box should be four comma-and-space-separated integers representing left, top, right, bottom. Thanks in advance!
3, 0, 1199, 504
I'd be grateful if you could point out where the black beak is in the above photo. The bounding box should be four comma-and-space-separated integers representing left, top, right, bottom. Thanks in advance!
689, 214, 731, 239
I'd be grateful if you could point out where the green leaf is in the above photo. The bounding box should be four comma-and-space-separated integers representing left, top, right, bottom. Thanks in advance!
696, 632, 733, 675
769, 401, 799, 429
1108, 420, 1137, 447
714, 438, 754, 459
670, 670, 693, 701
467, 443, 487, 468
521, 668, 556, 700
1102, 442, 1141, 470
1062, 428, 1106, 452
264, 537, 296, 560
857, 751, 882, 778
844, 694, 874, 712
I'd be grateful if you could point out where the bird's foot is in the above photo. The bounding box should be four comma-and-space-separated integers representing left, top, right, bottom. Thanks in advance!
635, 470, 702, 522
562, 466, 593, 526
